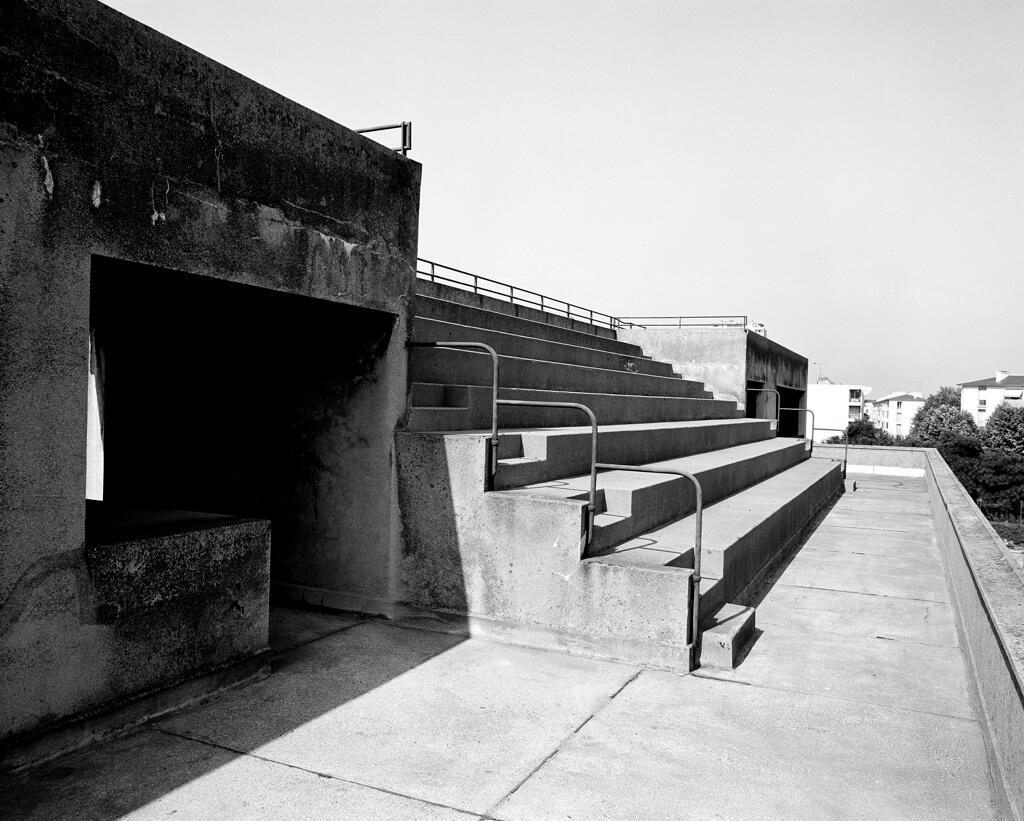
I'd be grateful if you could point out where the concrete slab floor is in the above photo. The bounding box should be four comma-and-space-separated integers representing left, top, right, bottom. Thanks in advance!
1, 476, 998, 819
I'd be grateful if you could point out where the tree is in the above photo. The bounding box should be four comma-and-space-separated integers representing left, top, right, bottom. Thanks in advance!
982, 403, 1024, 457
825, 418, 894, 446
921, 386, 961, 412
908, 404, 978, 446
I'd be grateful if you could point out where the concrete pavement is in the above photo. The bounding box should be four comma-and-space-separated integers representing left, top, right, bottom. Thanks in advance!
0, 474, 997, 819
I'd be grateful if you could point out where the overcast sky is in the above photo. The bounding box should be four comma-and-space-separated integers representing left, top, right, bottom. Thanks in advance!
102, 0, 1023, 397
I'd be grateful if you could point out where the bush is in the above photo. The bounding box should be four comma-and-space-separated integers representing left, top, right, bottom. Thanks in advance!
982, 403, 1024, 457
908, 404, 978, 445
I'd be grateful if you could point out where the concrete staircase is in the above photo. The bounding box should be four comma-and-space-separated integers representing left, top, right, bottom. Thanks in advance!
396, 282, 843, 672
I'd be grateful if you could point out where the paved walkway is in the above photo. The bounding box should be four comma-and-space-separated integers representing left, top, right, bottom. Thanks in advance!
2, 474, 997, 819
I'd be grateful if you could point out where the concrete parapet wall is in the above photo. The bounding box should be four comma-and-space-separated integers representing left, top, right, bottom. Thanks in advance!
0, 0, 419, 747
827, 445, 1024, 819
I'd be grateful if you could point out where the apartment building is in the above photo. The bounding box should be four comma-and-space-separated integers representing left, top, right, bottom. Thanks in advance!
960, 370, 1024, 426
806, 380, 871, 442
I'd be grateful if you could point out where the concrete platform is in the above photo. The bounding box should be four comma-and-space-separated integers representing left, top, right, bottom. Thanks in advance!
0, 476, 998, 819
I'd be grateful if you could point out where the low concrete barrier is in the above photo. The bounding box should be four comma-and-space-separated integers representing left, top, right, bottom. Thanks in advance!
819, 444, 1024, 820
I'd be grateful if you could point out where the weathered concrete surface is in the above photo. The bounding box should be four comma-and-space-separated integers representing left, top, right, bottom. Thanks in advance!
617, 326, 807, 414
0, 0, 419, 747
924, 450, 1024, 819
0, 515, 270, 746
0, 729, 476, 820
495, 672, 993, 820
157, 621, 638, 815
395, 431, 694, 670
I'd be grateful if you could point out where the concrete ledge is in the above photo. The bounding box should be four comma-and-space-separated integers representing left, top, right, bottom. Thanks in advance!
0, 650, 270, 775
699, 604, 755, 670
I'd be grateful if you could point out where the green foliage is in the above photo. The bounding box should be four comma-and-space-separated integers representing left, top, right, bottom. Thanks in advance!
825, 418, 893, 446
908, 404, 978, 446
982, 403, 1024, 457
921, 385, 961, 412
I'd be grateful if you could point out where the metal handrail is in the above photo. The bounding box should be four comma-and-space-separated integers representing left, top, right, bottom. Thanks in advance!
356, 121, 412, 156
814, 427, 849, 478
617, 315, 748, 327
595, 463, 704, 665
408, 341, 499, 486
496, 399, 598, 556
779, 407, 815, 453
416, 258, 641, 333
748, 388, 781, 426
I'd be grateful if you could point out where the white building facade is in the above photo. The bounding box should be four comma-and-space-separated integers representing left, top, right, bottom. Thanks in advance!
960, 370, 1024, 426
806, 381, 871, 443
873, 393, 924, 439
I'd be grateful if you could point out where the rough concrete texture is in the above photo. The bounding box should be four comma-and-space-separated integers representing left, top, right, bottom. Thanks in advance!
617, 326, 807, 412
924, 450, 1024, 819
1, 498, 998, 821
0, 0, 419, 744
0, 517, 269, 743
395, 431, 695, 670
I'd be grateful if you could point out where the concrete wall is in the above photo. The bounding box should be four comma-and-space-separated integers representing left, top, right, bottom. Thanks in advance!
616, 327, 748, 406
0, 0, 419, 748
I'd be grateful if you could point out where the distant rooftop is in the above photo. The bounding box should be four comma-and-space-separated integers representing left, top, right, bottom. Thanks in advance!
878, 394, 924, 403
960, 374, 1024, 388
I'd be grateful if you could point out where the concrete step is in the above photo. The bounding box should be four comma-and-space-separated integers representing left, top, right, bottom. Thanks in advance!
494, 419, 776, 490
594, 458, 843, 618
410, 347, 709, 399
407, 385, 742, 430
698, 603, 756, 670
412, 317, 678, 378
415, 294, 645, 358
511, 439, 811, 553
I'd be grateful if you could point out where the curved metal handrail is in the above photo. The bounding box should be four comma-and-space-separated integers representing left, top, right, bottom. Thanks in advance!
747, 388, 781, 427
496, 399, 598, 556
408, 341, 499, 485
595, 463, 704, 666
779, 407, 815, 453
814, 427, 849, 478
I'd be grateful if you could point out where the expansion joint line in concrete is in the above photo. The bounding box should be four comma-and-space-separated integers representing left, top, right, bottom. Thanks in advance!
482, 668, 643, 818
775, 581, 948, 605
151, 728, 480, 818
688, 673, 981, 723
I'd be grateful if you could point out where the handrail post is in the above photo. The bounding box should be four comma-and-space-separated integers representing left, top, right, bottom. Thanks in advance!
779, 407, 815, 453
496, 399, 598, 555
811, 426, 849, 478
595, 463, 704, 666
408, 341, 500, 488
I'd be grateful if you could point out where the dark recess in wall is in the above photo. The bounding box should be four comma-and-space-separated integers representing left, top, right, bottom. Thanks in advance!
90, 256, 395, 524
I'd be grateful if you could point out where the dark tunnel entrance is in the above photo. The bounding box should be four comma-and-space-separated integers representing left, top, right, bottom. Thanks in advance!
86, 256, 397, 583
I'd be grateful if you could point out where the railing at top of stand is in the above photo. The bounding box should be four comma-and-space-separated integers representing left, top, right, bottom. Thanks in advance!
811, 425, 849, 478
618, 315, 768, 336
416, 258, 642, 333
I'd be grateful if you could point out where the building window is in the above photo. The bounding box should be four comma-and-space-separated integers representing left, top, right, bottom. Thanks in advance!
979, 399, 986, 407
849, 389, 861, 401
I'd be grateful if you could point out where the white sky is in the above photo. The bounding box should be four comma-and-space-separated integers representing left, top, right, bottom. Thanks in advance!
101, 0, 1024, 397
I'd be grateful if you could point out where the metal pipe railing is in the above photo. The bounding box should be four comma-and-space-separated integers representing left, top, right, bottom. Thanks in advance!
595, 463, 704, 665
416, 258, 641, 333
408, 341, 499, 486
496, 399, 598, 556
814, 427, 849, 478
747, 388, 781, 426
779, 407, 815, 452
356, 121, 412, 156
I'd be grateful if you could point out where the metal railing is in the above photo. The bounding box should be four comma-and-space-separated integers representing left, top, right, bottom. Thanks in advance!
748, 388, 781, 427
496, 399, 598, 557
595, 463, 705, 661
356, 121, 412, 156
618, 315, 767, 336
779, 407, 815, 452
416, 258, 639, 334
814, 427, 849, 478
408, 341, 499, 485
